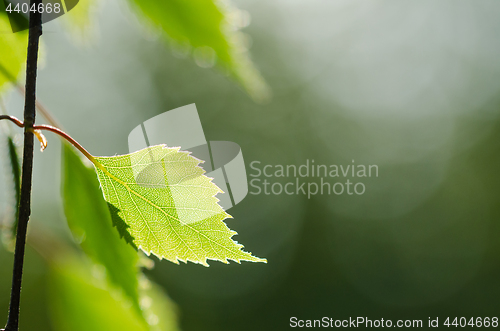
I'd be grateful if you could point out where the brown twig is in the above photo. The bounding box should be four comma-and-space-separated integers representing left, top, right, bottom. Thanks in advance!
4, 3, 43, 330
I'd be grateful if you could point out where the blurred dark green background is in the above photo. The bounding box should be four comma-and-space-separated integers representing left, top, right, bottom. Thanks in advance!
2, 0, 500, 330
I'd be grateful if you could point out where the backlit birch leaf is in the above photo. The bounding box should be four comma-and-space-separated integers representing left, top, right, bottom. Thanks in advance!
93, 144, 266, 266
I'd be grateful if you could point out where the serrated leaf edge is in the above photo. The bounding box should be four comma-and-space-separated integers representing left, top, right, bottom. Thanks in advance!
93, 144, 266, 267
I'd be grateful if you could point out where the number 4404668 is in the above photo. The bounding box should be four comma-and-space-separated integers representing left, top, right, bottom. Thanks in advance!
5, 2, 61, 14
444, 317, 499, 328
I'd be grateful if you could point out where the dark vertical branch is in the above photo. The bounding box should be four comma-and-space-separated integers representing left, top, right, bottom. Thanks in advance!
3, 2, 43, 331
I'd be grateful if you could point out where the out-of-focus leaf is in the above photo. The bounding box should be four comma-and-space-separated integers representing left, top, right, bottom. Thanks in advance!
138, 275, 180, 331
1, 136, 21, 250
93, 144, 266, 266
126, 0, 270, 102
48, 255, 149, 331
61, 144, 140, 312
1, 1, 29, 32
0, 12, 28, 93
61, 0, 100, 44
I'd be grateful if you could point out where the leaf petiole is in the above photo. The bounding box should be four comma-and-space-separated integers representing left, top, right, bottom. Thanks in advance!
0, 114, 101, 169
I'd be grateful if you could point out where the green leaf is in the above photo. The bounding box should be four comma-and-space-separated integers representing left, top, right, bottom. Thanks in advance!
1, 1, 29, 32
126, 0, 270, 102
0, 12, 28, 93
2, 136, 21, 249
93, 144, 266, 266
48, 255, 149, 331
6, 138, 21, 212
62, 144, 141, 312
138, 275, 180, 331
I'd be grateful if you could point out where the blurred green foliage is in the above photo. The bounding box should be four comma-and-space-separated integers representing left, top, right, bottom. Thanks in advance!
127, 0, 269, 102
61, 144, 141, 313
47, 252, 179, 331
48, 255, 148, 331
2, 136, 20, 249
0, 13, 27, 92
